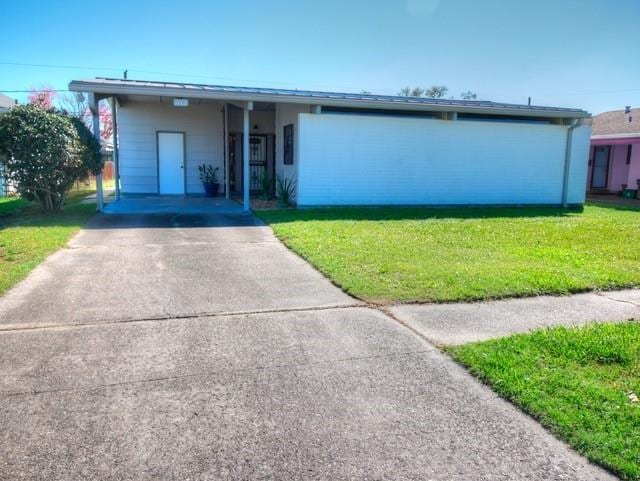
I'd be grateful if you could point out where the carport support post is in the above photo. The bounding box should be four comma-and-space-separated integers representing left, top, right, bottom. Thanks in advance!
110, 96, 121, 201
243, 101, 253, 211
224, 103, 230, 200
88, 92, 104, 211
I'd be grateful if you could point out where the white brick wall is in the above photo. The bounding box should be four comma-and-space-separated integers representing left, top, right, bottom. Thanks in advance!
297, 113, 590, 206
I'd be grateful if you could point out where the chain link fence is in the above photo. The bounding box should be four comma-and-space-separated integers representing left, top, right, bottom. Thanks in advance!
0, 157, 17, 197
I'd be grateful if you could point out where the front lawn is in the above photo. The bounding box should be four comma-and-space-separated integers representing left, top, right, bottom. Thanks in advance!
258, 205, 640, 303
0, 190, 96, 295
448, 322, 640, 480
0, 196, 29, 216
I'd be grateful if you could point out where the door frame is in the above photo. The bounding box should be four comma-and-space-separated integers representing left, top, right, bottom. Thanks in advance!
156, 131, 187, 195
591, 144, 611, 189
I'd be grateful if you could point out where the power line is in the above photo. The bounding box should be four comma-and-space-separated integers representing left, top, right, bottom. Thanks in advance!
1, 89, 70, 93
0, 61, 122, 72
0, 60, 387, 93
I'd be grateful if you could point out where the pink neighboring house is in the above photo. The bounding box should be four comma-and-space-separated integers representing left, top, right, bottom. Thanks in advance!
588, 107, 640, 193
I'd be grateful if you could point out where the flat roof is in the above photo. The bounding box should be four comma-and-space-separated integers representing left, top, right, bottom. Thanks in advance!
69, 77, 591, 119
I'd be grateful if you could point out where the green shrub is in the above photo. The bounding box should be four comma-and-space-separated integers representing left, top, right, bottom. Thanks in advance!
0, 105, 102, 211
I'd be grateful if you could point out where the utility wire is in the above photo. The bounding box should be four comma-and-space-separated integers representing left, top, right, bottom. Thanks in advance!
0, 61, 122, 72
1, 89, 70, 93
0, 60, 376, 93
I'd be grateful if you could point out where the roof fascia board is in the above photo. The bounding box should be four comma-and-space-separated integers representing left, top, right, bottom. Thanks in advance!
591, 133, 640, 140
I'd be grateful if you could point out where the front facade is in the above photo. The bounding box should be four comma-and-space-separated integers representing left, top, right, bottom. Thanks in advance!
70, 78, 591, 210
587, 107, 640, 194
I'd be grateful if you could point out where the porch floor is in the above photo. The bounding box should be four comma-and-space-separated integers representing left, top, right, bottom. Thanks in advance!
102, 196, 246, 215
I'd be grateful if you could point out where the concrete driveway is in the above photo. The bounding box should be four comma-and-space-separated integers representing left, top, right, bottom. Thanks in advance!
0, 213, 615, 480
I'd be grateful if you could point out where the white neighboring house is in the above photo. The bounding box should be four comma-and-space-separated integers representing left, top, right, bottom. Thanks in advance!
69, 78, 591, 211
0, 93, 15, 113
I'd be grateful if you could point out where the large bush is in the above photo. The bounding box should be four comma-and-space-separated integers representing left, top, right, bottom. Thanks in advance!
0, 105, 103, 211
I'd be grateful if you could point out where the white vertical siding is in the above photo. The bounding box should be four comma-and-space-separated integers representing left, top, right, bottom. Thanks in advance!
297, 113, 585, 206
118, 101, 223, 195
227, 109, 275, 134
566, 124, 591, 204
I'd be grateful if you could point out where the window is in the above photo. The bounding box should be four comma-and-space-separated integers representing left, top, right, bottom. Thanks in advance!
283, 124, 294, 165
627, 145, 633, 165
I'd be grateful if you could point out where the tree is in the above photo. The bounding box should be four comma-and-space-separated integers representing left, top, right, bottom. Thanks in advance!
0, 105, 103, 211
27, 84, 57, 109
399, 85, 450, 98
59, 92, 90, 120
59, 93, 113, 141
460, 90, 477, 100
424, 85, 448, 98
98, 103, 113, 140
398, 86, 426, 97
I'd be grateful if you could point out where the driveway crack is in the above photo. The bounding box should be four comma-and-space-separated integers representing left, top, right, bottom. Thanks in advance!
0, 303, 366, 333
1, 349, 432, 399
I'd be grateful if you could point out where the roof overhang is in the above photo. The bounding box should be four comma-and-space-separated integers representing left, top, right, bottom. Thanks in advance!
591, 133, 640, 145
69, 78, 591, 120
592, 132, 640, 140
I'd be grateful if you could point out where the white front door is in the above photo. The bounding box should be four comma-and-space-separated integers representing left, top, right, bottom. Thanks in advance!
158, 132, 185, 194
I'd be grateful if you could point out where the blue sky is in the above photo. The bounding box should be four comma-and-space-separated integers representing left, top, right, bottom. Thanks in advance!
0, 0, 638, 114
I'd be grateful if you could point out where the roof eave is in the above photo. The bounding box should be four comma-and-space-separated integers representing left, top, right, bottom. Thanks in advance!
592, 133, 640, 140
69, 80, 591, 119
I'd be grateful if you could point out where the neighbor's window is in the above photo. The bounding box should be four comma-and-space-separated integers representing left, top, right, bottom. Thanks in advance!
283, 124, 294, 165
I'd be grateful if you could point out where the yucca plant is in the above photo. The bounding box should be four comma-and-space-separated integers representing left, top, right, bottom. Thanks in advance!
257, 170, 273, 200
276, 175, 296, 208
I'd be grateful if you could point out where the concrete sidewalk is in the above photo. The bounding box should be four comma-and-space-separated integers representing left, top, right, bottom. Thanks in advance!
390, 289, 640, 345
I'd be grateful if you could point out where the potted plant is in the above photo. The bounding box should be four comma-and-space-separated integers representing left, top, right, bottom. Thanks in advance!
198, 164, 220, 197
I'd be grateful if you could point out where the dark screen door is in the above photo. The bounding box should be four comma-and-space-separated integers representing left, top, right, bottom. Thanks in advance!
249, 135, 267, 191
591, 146, 610, 189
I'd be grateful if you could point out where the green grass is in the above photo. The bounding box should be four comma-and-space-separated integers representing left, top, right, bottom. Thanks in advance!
258, 204, 640, 303
448, 322, 640, 480
0, 196, 29, 216
0, 190, 96, 295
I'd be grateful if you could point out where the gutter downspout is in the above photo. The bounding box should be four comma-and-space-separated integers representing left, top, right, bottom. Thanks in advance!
561, 118, 583, 208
